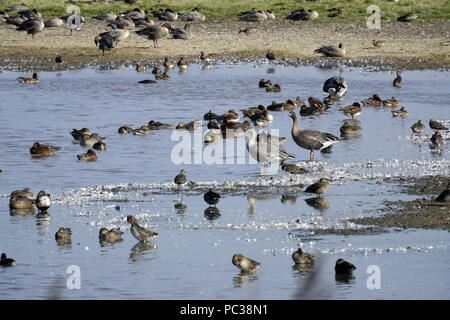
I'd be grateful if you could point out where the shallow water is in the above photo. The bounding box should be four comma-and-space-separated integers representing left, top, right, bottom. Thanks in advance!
0, 63, 449, 299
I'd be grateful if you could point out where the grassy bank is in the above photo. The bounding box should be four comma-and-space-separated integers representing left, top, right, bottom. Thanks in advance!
1, 0, 449, 21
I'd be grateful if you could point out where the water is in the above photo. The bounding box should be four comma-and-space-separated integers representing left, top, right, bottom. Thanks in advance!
0, 63, 449, 299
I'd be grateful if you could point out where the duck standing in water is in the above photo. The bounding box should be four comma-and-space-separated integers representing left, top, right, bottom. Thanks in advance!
99, 228, 123, 243
232, 254, 260, 273
127, 215, 158, 242
292, 248, 315, 265
411, 120, 425, 134
35, 190, 51, 213
393, 71, 402, 88
305, 178, 330, 198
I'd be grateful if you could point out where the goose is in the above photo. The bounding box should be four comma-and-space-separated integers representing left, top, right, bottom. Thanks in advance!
239, 10, 267, 22
265, 10, 276, 20
17, 73, 39, 83
30, 141, 61, 156
391, 107, 409, 117
204, 189, 221, 206
288, 112, 340, 161
315, 43, 345, 57
323, 76, 347, 98
170, 23, 192, 40
6, 4, 28, 12
435, 183, 450, 202
136, 22, 171, 48
6, 16, 24, 26
393, 71, 402, 88
340, 102, 361, 119
99, 228, 124, 243
335, 259, 356, 275
44, 17, 64, 28
97, 34, 117, 56
127, 215, 158, 242
17, 18, 44, 39
431, 131, 443, 146
19, 9, 41, 20
95, 27, 129, 47
77, 149, 98, 161
429, 119, 448, 131
108, 17, 135, 30
247, 127, 294, 168
305, 178, 330, 197
286, 9, 318, 21
93, 12, 117, 21
152, 8, 178, 21
134, 17, 155, 28
232, 254, 260, 273
119, 8, 146, 20
411, 120, 425, 134
35, 190, 51, 213
292, 248, 315, 265
180, 8, 205, 21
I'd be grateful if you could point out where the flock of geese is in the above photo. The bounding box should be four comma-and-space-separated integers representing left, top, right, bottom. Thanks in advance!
1, 4, 447, 285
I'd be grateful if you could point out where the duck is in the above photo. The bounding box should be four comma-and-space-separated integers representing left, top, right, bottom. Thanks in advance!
118, 125, 134, 134
372, 40, 384, 48
170, 23, 192, 40
241, 105, 266, 118
9, 188, 35, 210
361, 94, 382, 107
19, 8, 41, 20
80, 133, 102, 147
93, 138, 107, 151
107, 17, 135, 30
393, 71, 402, 88
223, 109, 240, 123
411, 120, 425, 134
435, 183, 450, 202
204, 189, 221, 206
265, 10, 276, 20
203, 109, 220, 121
152, 65, 163, 75
429, 119, 448, 131
382, 97, 399, 107
292, 248, 315, 265
221, 121, 252, 137
55, 227, 72, 242
155, 71, 170, 80
282, 99, 299, 111
35, 190, 51, 213
55, 55, 63, 63
315, 43, 345, 57
281, 160, 308, 174
148, 120, 173, 130
137, 79, 156, 84
299, 104, 320, 117
232, 254, 260, 273
398, 12, 418, 22
328, 7, 343, 18
258, 79, 272, 88
17, 17, 44, 39
266, 50, 275, 62
174, 169, 187, 187
135, 63, 147, 72
134, 17, 155, 28
135, 22, 171, 48
305, 178, 330, 197
204, 129, 222, 143
340, 102, 361, 119
335, 258, 356, 275
77, 149, 98, 161
133, 125, 150, 136
340, 121, 361, 135
0, 253, 16, 267
180, 8, 205, 22
289, 112, 340, 161
266, 84, 281, 92
30, 141, 61, 156
207, 120, 220, 130
431, 131, 443, 146
10, 188, 34, 201
177, 56, 188, 69
176, 120, 201, 131
286, 9, 318, 21
267, 101, 284, 111
308, 97, 328, 113
240, 10, 267, 22
127, 215, 158, 242
247, 127, 295, 168
250, 111, 272, 127
391, 107, 409, 117
200, 51, 212, 63
323, 76, 347, 98
99, 228, 123, 243
17, 73, 39, 83
164, 56, 175, 68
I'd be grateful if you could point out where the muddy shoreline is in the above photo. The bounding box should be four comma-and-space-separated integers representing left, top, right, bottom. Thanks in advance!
0, 18, 449, 71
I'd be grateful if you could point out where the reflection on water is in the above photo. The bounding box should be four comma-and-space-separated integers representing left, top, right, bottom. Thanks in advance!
0, 64, 448, 299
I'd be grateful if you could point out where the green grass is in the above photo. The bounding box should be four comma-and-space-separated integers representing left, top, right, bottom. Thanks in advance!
1, 0, 449, 21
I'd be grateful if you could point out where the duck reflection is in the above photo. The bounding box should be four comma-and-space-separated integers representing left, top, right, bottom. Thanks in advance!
204, 206, 221, 220
305, 197, 330, 212
281, 193, 299, 204
266, 67, 276, 74
10, 208, 34, 216
233, 272, 259, 288
335, 273, 356, 284
247, 194, 278, 214
36, 212, 52, 225
174, 201, 187, 214
130, 241, 157, 262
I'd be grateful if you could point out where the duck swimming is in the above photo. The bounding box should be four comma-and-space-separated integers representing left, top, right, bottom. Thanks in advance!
77, 149, 98, 161
292, 248, 315, 265
35, 190, 51, 213
30, 141, 61, 156
99, 228, 123, 243
232, 254, 260, 273
17, 73, 39, 83
0, 253, 16, 267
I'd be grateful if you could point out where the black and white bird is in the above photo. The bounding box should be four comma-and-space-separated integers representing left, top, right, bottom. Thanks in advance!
35, 190, 51, 213
323, 76, 347, 98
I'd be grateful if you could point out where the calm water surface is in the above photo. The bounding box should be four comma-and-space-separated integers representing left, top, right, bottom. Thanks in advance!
0, 63, 448, 299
